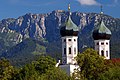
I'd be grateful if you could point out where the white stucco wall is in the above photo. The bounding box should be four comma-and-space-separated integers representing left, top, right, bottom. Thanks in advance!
61, 36, 78, 64
94, 40, 110, 59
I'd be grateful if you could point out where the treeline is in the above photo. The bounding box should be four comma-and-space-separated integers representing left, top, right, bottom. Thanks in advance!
75, 48, 120, 80
0, 48, 120, 80
0, 56, 71, 80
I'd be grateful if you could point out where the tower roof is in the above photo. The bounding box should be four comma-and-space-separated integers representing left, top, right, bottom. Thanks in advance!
93, 5, 112, 40
93, 20, 112, 40
64, 16, 79, 31
60, 4, 79, 37
96, 21, 111, 34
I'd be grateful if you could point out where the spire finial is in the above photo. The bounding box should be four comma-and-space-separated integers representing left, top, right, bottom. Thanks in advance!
68, 3, 70, 12
100, 5, 104, 14
68, 3, 72, 15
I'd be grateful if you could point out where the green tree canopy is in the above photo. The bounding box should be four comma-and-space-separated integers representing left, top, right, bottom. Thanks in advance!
14, 56, 71, 80
76, 48, 108, 80
99, 59, 120, 80
33, 56, 56, 74
0, 58, 17, 80
99, 66, 120, 80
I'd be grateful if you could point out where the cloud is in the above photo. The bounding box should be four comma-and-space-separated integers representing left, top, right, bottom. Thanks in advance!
76, 0, 100, 6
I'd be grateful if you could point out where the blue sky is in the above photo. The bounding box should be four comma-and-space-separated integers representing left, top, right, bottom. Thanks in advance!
0, 0, 120, 20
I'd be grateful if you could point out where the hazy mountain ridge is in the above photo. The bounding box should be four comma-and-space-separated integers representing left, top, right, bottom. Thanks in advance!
0, 10, 120, 62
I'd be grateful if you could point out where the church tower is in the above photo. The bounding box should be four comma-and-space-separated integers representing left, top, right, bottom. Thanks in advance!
60, 4, 79, 65
92, 6, 112, 59
59, 4, 79, 75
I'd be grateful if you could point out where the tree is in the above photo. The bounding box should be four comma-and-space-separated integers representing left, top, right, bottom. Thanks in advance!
33, 56, 72, 80
33, 56, 56, 74
40, 68, 72, 80
14, 56, 71, 80
99, 59, 120, 80
99, 66, 120, 80
0, 58, 17, 80
14, 63, 40, 80
76, 48, 108, 80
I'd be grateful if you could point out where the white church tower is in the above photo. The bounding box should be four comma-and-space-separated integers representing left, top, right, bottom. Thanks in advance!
93, 21, 111, 59
92, 7, 112, 59
59, 4, 79, 75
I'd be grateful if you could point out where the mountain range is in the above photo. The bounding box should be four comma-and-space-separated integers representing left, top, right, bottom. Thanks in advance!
0, 10, 120, 66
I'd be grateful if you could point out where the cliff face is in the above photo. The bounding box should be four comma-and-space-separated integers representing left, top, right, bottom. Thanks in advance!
0, 10, 120, 59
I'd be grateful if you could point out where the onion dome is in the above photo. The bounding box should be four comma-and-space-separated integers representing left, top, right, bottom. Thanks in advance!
60, 15, 79, 37
60, 3, 79, 37
93, 21, 112, 40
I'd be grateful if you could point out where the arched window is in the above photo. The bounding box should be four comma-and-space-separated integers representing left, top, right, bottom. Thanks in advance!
74, 47, 76, 54
64, 48, 66, 55
68, 39, 71, 41
69, 47, 71, 54
106, 51, 108, 57
106, 42, 108, 45
97, 42, 99, 45
101, 42, 104, 45
101, 50, 104, 56
74, 39, 76, 41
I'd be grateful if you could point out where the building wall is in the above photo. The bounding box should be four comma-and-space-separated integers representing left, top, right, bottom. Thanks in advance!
59, 64, 79, 76
62, 36, 78, 64
94, 40, 110, 59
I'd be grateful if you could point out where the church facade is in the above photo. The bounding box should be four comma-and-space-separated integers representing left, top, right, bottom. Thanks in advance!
59, 4, 112, 76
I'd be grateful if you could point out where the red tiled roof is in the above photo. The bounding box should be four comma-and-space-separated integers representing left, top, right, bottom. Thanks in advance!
111, 58, 120, 63
104, 58, 120, 65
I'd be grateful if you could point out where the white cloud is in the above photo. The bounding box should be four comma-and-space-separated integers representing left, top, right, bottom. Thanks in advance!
76, 0, 100, 6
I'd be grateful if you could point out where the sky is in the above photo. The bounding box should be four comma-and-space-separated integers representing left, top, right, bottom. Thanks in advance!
0, 0, 120, 20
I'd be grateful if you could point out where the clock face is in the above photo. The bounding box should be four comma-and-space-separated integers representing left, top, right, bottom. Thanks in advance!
62, 58, 66, 64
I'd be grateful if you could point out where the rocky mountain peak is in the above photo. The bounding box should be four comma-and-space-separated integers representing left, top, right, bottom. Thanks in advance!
0, 10, 120, 52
